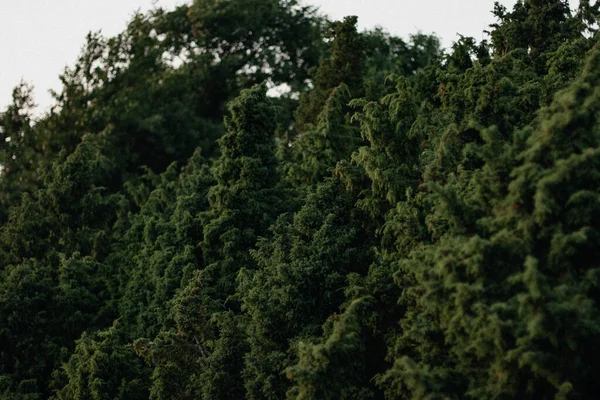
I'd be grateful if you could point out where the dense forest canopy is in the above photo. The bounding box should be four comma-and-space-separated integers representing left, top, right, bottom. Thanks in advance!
1, 0, 600, 398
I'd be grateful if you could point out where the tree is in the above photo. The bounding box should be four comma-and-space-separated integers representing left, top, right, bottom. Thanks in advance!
294, 16, 365, 133
2, 0, 600, 398
286, 298, 378, 400
0, 82, 42, 221
381, 40, 600, 400
0, 135, 123, 398
139, 84, 285, 399
238, 176, 375, 398
51, 324, 150, 400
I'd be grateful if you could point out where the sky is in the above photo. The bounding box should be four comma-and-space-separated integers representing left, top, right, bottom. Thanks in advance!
0, 0, 517, 114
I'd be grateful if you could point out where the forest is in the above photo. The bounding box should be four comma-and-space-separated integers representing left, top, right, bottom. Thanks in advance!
1, 0, 600, 398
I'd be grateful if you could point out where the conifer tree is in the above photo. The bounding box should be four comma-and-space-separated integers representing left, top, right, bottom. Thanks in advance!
238, 176, 375, 398
0, 135, 123, 398
381, 41, 600, 400
294, 16, 366, 133
0, 82, 41, 222
138, 84, 284, 399
285, 84, 361, 187
283, 16, 367, 188
3, 1, 600, 398
286, 298, 377, 400
51, 324, 150, 400
199, 83, 283, 297
111, 149, 214, 340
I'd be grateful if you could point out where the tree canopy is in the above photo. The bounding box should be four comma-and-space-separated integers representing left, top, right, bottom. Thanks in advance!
1, 0, 600, 398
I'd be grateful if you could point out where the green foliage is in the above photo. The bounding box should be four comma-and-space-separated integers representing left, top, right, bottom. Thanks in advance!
238, 177, 375, 398
380, 34, 600, 400
286, 298, 377, 400
294, 16, 366, 133
111, 148, 215, 340
51, 324, 150, 400
2, 0, 600, 398
189, 0, 324, 91
200, 83, 283, 297
0, 135, 123, 397
0, 82, 41, 222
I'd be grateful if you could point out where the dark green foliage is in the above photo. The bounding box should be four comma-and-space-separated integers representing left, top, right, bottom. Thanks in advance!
238, 177, 375, 398
111, 148, 215, 340
0, 83, 41, 222
51, 324, 150, 400
283, 16, 366, 188
134, 83, 284, 398
285, 84, 361, 186
294, 16, 366, 132
0, 135, 123, 397
380, 45, 600, 399
286, 298, 378, 400
2, 0, 600, 399
189, 0, 324, 91
200, 83, 283, 297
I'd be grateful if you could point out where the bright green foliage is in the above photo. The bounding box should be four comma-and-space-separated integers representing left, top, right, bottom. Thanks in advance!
3, 0, 600, 398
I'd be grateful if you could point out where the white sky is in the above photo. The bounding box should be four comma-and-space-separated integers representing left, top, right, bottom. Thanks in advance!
0, 0, 517, 114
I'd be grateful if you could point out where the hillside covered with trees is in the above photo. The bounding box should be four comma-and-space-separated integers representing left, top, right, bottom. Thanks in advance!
1, 0, 600, 398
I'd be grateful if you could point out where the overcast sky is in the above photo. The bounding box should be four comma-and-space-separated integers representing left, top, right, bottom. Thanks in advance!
0, 0, 517, 114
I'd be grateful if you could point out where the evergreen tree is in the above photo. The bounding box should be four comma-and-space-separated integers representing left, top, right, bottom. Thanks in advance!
381, 37, 600, 400
283, 16, 366, 188
0, 83, 42, 222
51, 324, 150, 400
286, 298, 377, 400
238, 176, 374, 398
138, 83, 284, 399
109, 148, 215, 340
2, 0, 600, 398
294, 16, 366, 133
0, 135, 123, 398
